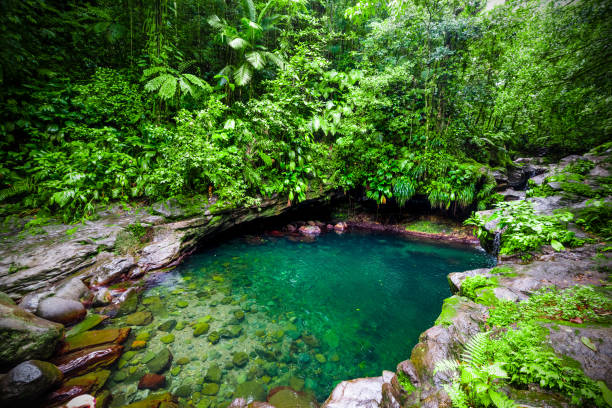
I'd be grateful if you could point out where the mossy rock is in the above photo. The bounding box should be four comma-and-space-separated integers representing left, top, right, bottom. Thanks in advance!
176, 357, 190, 365
126, 311, 153, 326
233, 310, 245, 321
207, 331, 220, 344
160, 333, 175, 344
158, 319, 177, 332
434, 296, 465, 326
193, 322, 210, 337
201, 383, 220, 396
232, 352, 249, 367
204, 364, 222, 383
176, 300, 189, 308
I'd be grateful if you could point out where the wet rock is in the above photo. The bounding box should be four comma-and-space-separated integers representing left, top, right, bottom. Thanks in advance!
234, 310, 245, 321
289, 377, 305, 392
146, 347, 173, 373
92, 256, 135, 286
55, 278, 90, 302
233, 352, 249, 367
0, 360, 63, 404
208, 331, 220, 344
45, 369, 110, 406
334, 222, 347, 233
193, 322, 210, 336
121, 391, 177, 408
158, 319, 177, 332
222, 325, 243, 338
116, 289, 140, 317
0, 295, 64, 366
64, 394, 97, 408
175, 382, 195, 397
52, 344, 123, 377
60, 327, 131, 354
322, 371, 394, 408
268, 387, 319, 408
202, 382, 221, 396
36, 296, 86, 325
93, 288, 112, 306
234, 380, 267, 403
176, 357, 190, 365
138, 373, 166, 390
126, 310, 153, 326
160, 333, 175, 344
205, 364, 223, 383
298, 225, 321, 237
66, 314, 108, 338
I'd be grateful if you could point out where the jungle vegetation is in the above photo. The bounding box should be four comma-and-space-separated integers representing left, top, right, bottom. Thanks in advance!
0, 0, 610, 224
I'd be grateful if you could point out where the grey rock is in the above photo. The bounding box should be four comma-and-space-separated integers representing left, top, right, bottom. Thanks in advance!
0, 360, 62, 403
55, 278, 90, 301
322, 371, 394, 408
0, 296, 64, 366
36, 296, 86, 325
92, 256, 135, 286
146, 347, 173, 373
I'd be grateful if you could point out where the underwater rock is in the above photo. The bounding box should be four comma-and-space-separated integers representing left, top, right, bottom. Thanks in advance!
301, 334, 320, 348
193, 322, 210, 336
126, 310, 153, 326
234, 310, 245, 321
52, 344, 123, 377
0, 294, 64, 366
160, 333, 175, 343
138, 373, 166, 390
298, 225, 321, 237
256, 347, 278, 361
208, 331, 220, 344
116, 289, 139, 317
268, 387, 319, 408
158, 319, 177, 332
315, 354, 326, 363
233, 352, 249, 367
59, 327, 130, 354
177, 300, 189, 308
146, 347, 173, 374
205, 364, 223, 383
0, 360, 63, 404
175, 381, 195, 397
36, 296, 86, 325
222, 325, 243, 338
120, 391, 178, 408
289, 377, 305, 392
234, 380, 267, 403
176, 356, 190, 365
202, 382, 221, 395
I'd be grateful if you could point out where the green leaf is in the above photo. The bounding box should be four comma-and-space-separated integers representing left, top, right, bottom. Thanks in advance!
581, 336, 597, 352
234, 63, 252, 86
246, 52, 265, 70
229, 37, 249, 50
550, 239, 565, 251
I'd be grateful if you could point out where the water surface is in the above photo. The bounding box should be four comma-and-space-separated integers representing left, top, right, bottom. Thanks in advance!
108, 231, 494, 406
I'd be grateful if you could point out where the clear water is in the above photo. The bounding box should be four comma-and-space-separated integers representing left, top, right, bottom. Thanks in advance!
108, 231, 494, 406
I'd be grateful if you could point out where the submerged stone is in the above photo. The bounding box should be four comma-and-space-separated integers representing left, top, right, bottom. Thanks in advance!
234, 310, 245, 321
193, 322, 210, 337
234, 380, 267, 403
158, 319, 177, 332
202, 382, 220, 395
208, 331, 220, 344
233, 352, 249, 367
126, 311, 153, 326
66, 314, 108, 338
138, 373, 165, 390
176, 357, 190, 365
146, 347, 173, 373
267, 387, 318, 408
160, 333, 175, 344
205, 364, 223, 383
177, 300, 189, 308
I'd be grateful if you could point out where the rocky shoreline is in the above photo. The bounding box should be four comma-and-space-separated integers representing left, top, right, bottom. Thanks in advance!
0, 150, 610, 408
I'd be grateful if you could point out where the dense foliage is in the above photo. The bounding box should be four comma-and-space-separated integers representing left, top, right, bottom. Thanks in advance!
1, 0, 609, 223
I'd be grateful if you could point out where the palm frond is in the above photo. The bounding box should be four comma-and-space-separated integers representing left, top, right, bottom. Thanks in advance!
234, 63, 252, 86
241, 0, 256, 21
246, 51, 265, 70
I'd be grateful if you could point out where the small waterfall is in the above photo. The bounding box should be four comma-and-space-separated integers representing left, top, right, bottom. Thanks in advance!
492, 230, 502, 256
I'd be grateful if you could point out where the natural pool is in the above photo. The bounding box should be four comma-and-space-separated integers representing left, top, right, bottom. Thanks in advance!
108, 231, 495, 407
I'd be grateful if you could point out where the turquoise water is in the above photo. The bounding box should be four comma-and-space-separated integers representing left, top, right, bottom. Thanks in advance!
108, 231, 494, 406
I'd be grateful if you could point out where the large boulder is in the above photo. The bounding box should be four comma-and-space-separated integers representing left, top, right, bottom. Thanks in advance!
91, 256, 135, 286
36, 296, 86, 325
322, 371, 394, 408
0, 293, 64, 367
0, 360, 63, 404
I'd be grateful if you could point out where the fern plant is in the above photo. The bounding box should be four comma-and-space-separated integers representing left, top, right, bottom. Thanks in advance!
142, 62, 210, 108
434, 331, 517, 408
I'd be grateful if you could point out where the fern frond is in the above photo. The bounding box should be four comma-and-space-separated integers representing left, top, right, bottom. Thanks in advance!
142, 66, 167, 78
443, 382, 469, 408
434, 358, 460, 375
182, 73, 208, 90
158, 76, 178, 100
489, 389, 517, 408
462, 331, 490, 368
0, 178, 36, 202
144, 73, 174, 92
